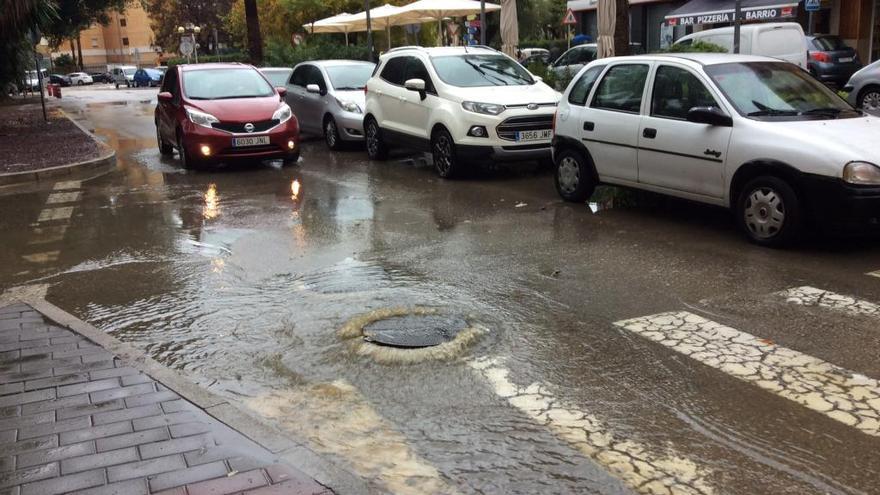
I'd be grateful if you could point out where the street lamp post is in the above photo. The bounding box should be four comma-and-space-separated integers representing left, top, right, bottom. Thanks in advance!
177, 24, 201, 63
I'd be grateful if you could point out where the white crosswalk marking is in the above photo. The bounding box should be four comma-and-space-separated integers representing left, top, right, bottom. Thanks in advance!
615, 312, 880, 437
867, 271, 880, 279
53, 180, 81, 190
36, 207, 74, 223
21, 251, 60, 263
46, 191, 81, 204
778, 286, 879, 318
471, 357, 714, 495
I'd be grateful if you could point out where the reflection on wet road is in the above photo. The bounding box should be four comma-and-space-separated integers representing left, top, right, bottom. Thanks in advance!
3, 86, 880, 494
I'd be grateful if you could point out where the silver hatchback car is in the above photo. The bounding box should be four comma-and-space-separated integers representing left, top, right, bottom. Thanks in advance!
285, 60, 376, 150
844, 59, 880, 112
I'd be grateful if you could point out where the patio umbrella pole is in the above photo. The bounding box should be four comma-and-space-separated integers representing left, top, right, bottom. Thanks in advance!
345, 31, 349, 46
387, 25, 391, 49
733, 0, 741, 53
365, 0, 374, 60
480, 0, 486, 45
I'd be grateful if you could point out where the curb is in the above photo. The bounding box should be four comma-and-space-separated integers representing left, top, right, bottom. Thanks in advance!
11, 296, 369, 495
0, 108, 117, 188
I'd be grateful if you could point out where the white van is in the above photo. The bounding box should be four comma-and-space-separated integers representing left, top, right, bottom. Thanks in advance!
674, 22, 807, 69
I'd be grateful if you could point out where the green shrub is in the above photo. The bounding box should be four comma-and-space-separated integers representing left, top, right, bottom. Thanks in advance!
527, 61, 575, 92
659, 41, 727, 53
263, 40, 371, 67
53, 54, 76, 73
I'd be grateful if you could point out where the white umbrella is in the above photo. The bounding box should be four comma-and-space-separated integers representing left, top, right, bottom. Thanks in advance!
597, 0, 615, 58
397, 0, 502, 46
342, 4, 421, 48
307, 13, 356, 46
499, 0, 518, 57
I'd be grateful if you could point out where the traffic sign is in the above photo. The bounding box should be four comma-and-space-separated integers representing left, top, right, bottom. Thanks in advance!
562, 8, 577, 25
179, 37, 194, 56
805, 0, 820, 12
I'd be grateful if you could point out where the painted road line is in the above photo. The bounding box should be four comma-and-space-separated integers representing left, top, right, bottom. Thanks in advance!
867, 271, 880, 279
27, 225, 69, 245
46, 191, 82, 204
778, 286, 879, 318
615, 312, 880, 437
53, 180, 81, 190
21, 251, 60, 263
36, 207, 74, 223
470, 357, 714, 495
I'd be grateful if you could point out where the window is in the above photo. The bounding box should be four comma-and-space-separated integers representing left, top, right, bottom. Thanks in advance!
555, 48, 578, 66
591, 64, 649, 113
305, 65, 326, 91
651, 65, 718, 120
119, 18, 126, 27
122, 37, 129, 46
431, 54, 533, 87
575, 47, 597, 64
182, 68, 274, 100
326, 64, 373, 90
568, 65, 604, 106
91, 37, 98, 48
811, 35, 848, 51
291, 66, 308, 87
403, 57, 435, 93
380, 56, 407, 85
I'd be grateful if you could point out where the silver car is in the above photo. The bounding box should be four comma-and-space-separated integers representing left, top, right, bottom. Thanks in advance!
844, 59, 880, 112
549, 44, 597, 78
259, 67, 293, 88
285, 60, 375, 150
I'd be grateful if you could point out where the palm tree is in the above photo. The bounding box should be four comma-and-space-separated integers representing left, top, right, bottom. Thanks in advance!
0, 0, 56, 41
243, 0, 263, 64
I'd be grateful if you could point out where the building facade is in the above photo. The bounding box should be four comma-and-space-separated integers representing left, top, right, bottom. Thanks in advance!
567, 0, 880, 64
54, 1, 160, 70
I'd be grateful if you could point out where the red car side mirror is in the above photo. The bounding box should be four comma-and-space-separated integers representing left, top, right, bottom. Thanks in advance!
275, 87, 287, 98
157, 91, 173, 102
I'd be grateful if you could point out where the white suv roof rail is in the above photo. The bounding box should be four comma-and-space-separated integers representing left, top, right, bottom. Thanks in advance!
386, 46, 425, 54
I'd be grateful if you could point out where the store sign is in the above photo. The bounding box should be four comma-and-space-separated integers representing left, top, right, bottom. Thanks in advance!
667, 7, 796, 26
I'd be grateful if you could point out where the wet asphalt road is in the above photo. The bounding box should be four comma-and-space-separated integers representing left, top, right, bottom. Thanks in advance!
3, 85, 880, 495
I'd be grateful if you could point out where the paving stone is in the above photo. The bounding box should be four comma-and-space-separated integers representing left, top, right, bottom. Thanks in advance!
21, 394, 90, 415
226, 456, 265, 473
82, 352, 115, 364
53, 360, 115, 376
124, 390, 177, 408
0, 411, 54, 432
60, 421, 133, 445
18, 415, 91, 440
20, 468, 105, 495
183, 446, 240, 467
89, 367, 138, 381
24, 372, 90, 391
20, 356, 81, 373
0, 430, 15, 444
53, 347, 112, 360
93, 403, 162, 426
0, 369, 52, 384
0, 351, 20, 364
0, 389, 55, 408
49, 336, 81, 345
0, 406, 18, 419
106, 454, 185, 483
17, 441, 96, 468
1, 436, 58, 456
69, 478, 149, 495
20, 343, 76, 357
0, 462, 59, 489
61, 447, 139, 474
169, 421, 211, 439
57, 399, 124, 420
139, 433, 213, 459
152, 488, 185, 495
0, 341, 50, 354
90, 383, 154, 403
160, 400, 196, 414
246, 479, 332, 495
0, 457, 14, 473
181, 468, 269, 495
58, 378, 120, 398
96, 427, 169, 453
120, 374, 152, 386
148, 460, 229, 492
133, 411, 198, 431
0, 384, 23, 396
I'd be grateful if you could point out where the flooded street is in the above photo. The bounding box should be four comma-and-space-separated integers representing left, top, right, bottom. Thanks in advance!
3, 86, 880, 494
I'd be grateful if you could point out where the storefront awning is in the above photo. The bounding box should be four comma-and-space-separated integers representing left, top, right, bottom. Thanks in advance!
665, 0, 799, 26
568, 0, 669, 12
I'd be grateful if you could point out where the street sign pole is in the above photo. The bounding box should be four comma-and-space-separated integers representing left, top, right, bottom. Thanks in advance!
805, 0, 820, 35
733, 0, 742, 54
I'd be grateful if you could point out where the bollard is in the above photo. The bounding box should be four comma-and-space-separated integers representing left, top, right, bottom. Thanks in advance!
46, 84, 54, 97
54, 84, 61, 99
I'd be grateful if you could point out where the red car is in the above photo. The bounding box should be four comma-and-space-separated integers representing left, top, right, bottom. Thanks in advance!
155, 63, 300, 169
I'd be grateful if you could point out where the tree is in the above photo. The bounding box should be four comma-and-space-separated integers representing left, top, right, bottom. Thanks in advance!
613, 0, 629, 56
141, 0, 234, 55
244, 0, 263, 63
42, 0, 128, 49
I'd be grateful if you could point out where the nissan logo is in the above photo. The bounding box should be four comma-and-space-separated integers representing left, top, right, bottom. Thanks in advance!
244, 123, 255, 133
527, 103, 539, 110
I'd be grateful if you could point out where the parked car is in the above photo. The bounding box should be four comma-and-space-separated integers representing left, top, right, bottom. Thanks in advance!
552, 53, 875, 247
154, 63, 300, 169
364, 46, 559, 178
24, 69, 47, 91
259, 67, 293, 88
806, 34, 861, 87
521, 53, 551, 68
155, 66, 168, 74
518, 47, 549, 62
67, 72, 93, 85
133, 68, 163, 87
844, 59, 880, 112
550, 44, 597, 77
49, 74, 72, 86
674, 22, 807, 69
89, 72, 112, 83
111, 66, 137, 88
285, 60, 375, 150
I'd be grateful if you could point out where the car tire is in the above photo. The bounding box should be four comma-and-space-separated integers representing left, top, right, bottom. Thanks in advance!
324, 116, 343, 151
858, 86, 880, 112
431, 127, 458, 179
736, 175, 803, 248
157, 122, 174, 156
77, 80, 83, 86
284, 153, 300, 166
115, 82, 119, 89
554, 149, 596, 203
364, 117, 388, 160
177, 132, 197, 170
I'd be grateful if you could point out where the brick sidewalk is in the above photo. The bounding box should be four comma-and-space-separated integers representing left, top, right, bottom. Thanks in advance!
0, 303, 332, 495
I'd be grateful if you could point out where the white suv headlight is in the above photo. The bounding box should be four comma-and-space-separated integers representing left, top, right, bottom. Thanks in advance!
272, 102, 292, 123
462, 101, 505, 116
336, 98, 362, 114
185, 107, 219, 128
843, 161, 880, 185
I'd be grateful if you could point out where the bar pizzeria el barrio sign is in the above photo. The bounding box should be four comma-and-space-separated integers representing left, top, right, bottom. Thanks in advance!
667, 6, 795, 26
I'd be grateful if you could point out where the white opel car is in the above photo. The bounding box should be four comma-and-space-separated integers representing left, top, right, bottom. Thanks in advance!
553, 53, 880, 247
363, 46, 560, 178
67, 72, 93, 85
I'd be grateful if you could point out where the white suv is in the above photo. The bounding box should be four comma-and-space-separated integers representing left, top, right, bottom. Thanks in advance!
363, 46, 560, 178
553, 53, 880, 247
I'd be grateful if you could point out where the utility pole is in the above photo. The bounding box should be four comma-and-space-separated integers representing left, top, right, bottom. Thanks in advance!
480, 0, 486, 45
733, 0, 742, 54
365, 0, 373, 61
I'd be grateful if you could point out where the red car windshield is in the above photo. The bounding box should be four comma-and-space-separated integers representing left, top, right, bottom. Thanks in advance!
183, 68, 274, 100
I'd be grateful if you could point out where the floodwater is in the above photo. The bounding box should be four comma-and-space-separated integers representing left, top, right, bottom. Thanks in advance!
3, 87, 880, 494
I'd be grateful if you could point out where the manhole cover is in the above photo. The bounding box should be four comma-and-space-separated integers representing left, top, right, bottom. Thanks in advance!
362, 314, 468, 348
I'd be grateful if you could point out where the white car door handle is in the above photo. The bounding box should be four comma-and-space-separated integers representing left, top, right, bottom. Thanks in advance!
376, 89, 383, 95
398, 96, 406, 102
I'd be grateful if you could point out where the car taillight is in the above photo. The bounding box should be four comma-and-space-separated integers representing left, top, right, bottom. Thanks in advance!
810, 52, 831, 63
